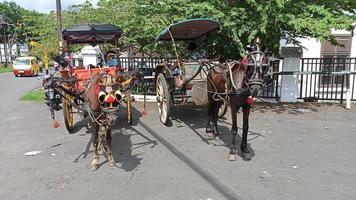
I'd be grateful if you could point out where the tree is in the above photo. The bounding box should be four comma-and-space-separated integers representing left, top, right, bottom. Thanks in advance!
2, 0, 355, 60
129, 0, 356, 59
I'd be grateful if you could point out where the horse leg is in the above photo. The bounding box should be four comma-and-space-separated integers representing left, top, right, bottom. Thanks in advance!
91, 122, 100, 171
228, 103, 238, 161
212, 100, 222, 138
105, 129, 116, 167
206, 98, 213, 133
241, 106, 251, 159
98, 123, 115, 167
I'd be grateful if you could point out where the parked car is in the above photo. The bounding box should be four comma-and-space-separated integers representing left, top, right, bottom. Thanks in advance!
12, 56, 40, 77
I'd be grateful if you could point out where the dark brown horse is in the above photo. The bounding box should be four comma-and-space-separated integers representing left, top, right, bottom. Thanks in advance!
206, 41, 270, 161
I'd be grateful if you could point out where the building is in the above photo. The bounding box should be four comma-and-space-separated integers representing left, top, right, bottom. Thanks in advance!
72, 45, 101, 68
277, 28, 356, 102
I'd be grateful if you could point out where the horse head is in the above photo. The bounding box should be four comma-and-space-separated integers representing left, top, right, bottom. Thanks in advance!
243, 38, 270, 97
96, 73, 123, 113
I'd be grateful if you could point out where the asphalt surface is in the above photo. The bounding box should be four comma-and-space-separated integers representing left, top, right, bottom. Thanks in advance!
1, 72, 356, 200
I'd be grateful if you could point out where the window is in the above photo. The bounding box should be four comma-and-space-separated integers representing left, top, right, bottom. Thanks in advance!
320, 56, 349, 87
320, 35, 352, 87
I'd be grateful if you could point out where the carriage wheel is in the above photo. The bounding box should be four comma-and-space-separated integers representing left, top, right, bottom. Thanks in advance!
218, 99, 228, 118
156, 73, 171, 125
63, 94, 74, 133
126, 92, 133, 125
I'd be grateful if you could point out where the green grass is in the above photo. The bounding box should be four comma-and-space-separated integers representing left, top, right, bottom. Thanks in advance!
0, 66, 13, 73
20, 88, 45, 102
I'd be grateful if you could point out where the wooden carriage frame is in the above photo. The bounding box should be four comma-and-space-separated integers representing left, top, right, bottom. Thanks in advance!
58, 24, 133, 132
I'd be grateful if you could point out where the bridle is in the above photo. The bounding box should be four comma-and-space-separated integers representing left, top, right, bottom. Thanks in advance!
227, 44, 270, 97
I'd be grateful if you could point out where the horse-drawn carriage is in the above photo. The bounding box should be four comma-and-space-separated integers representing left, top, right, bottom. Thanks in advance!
43, 24, 142, 170
154, 18, 228, 125
155, 18, 272, 160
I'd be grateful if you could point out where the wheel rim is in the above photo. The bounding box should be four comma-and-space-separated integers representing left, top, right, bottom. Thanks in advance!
64, 96, 73, 129
126, 93, 132, 124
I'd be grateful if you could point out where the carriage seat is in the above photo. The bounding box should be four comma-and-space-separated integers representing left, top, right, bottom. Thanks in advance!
212, 62, 228, 74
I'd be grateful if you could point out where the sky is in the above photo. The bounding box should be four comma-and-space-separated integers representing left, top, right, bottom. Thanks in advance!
0, 0, 99, 13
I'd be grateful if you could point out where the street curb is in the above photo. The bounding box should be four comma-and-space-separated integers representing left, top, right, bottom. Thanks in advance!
132, 94, 157, 102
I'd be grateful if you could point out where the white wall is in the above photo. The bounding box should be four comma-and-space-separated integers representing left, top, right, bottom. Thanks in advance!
78, 45, 100, 68
298, 37, 322, 58
279, 28, 356, 101
83, 54, 98, 67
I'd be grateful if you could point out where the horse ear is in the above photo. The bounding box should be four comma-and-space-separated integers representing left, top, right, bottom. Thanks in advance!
98, 74, 105, 84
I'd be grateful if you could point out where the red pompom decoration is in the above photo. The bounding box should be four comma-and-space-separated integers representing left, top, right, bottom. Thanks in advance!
241, 56, 247, 65
95, 84, 100, 96
247, 96, 253, 105
140, 109, 147, 116
52, 120, 60, 128
105, 94, 116, 103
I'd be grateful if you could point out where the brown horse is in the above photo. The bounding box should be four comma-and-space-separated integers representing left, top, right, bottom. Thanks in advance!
206, 41, 270, 161
85, 73, 117, 170
85, 70, 142, 170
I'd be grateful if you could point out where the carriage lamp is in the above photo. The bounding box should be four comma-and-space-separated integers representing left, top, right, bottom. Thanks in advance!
255, 37, 261, 44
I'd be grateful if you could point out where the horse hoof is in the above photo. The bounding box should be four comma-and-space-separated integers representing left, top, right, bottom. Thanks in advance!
242, 153, 252, 161
91, 165, 98, 171
206, 127, 212, 133
241, 146, 250, 154
214, 135, 220, 140
228, 154, 236, 161
109, 163, 116, 167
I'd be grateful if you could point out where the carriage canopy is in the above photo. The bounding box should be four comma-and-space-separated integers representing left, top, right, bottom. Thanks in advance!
62, 24, 123, 45
156, 18, 220, 41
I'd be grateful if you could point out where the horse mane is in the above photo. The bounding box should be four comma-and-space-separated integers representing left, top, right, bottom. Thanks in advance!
229, 60, 247, 89
85, 73, 107, 111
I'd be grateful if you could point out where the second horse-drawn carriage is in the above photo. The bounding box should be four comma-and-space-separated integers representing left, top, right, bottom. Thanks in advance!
154, 18, 228, 125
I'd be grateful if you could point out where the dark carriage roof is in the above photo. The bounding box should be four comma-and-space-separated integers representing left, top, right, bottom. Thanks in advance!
156, 18, 220, 41
62, 24, 123, 45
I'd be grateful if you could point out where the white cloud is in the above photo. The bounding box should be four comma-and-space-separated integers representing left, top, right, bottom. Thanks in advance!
0, 0, 99, 13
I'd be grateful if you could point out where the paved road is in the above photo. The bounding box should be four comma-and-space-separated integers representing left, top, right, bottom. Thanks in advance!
0, 72, 41, 123
0, 73, 356, 200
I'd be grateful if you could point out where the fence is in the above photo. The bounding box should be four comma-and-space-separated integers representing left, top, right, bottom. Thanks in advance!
119, 56, 356, 103
267, 57, 356, 102
298, 58, 356, 102
119, 57, 177, 95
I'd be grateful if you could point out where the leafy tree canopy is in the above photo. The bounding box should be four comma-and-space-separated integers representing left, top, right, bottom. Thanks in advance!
0, 0, 355, 60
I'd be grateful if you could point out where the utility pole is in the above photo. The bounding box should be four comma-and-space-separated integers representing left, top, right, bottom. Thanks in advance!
56, 0, 63, 49
0, 15, 3, 64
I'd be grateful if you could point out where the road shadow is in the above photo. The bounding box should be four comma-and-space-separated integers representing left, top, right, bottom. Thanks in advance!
73, 104, 157, 172
168, 103, 259, 161
138, 120, 244, 200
